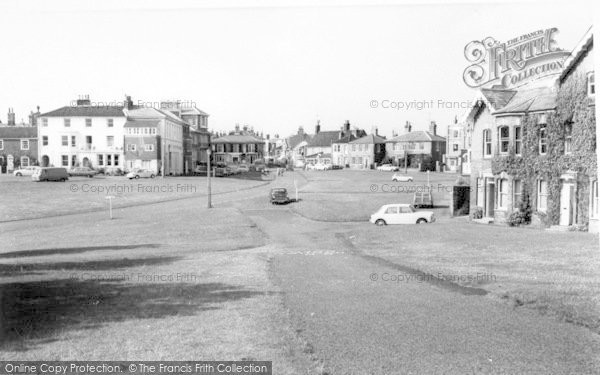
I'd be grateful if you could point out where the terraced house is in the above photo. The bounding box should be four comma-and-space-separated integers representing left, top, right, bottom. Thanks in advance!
467, 28, 596, 231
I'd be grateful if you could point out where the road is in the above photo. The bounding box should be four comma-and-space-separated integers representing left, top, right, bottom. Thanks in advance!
244, 207, 600, 375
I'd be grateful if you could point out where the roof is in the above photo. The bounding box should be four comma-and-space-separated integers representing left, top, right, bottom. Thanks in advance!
387, 131, 446, 143
212, 134, 264, 144
494, 85, 557, 115
559, 26, 594, 83
306, 130, 341, 147
41, 106, 125, 117
0, 126, 37, 138
332, 134, 358, 144
287, 133, 310, 149
480, 88, 517, 110
124, 120, 160, 128
350, 134, 387, 144
306, 152, 332, 158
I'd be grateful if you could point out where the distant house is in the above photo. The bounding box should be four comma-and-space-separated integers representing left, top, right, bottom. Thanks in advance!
346, 133, 387, 169
444, 117, 469, 174
285, 127, 311, 165
211, 124, 265, 164
385, 122, 446, 171
0, 126, 38, 173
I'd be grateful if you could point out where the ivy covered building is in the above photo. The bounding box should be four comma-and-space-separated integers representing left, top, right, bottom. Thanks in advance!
466, 28, 596, 231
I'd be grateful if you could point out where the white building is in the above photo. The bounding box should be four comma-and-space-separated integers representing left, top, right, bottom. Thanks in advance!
38, 97, 126, 170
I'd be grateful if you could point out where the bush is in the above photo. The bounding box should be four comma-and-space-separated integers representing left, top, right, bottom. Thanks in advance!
508, 210, 529, 227
471, 206, 483, 219
568, 223, 588, 232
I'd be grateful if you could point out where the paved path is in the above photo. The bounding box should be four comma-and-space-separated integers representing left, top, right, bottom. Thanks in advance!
245, 208, 600, 375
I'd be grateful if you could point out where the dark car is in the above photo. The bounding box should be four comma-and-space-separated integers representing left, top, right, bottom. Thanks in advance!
215, 167, 232, 177
270, 188, 291, 204
68, 167, 98, 178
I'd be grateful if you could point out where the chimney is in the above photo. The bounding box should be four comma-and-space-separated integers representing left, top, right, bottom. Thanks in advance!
76, 95, 91, 106
405, 121, 412, 133
344, 120, 350, 133
235, 124, 240, 133
7, 108, 15, 126
266, 134, 270, 140
315, 120, 321, 134
124, 95, 134, 110
429, 121, 437, 135
298, 126, 304, 135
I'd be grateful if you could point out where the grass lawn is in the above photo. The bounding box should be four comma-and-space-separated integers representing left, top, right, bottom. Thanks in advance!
340, 219, 600, 334
0, 174, 270, 222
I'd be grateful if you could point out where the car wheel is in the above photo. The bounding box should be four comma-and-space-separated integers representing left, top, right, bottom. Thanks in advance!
417, 218, 427, 224
135, 175, 140, 179
15, 172, 22, 177
375, 219, 386, 226
150, 174, 155, 178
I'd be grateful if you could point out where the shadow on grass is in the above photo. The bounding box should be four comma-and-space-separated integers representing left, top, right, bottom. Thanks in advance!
0, 244, 160, 259
0, 277, 271, 350
0, 256, 179, 277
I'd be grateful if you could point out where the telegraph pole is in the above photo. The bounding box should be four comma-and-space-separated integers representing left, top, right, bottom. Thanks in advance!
207, 148, 212, 208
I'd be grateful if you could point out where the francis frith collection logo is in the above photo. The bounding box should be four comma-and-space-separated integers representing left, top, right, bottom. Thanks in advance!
463, 27, 571, 89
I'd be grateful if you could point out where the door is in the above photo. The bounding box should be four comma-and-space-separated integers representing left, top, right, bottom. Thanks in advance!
383, 206, 399, 224
560, 183, 574, 226
486, 180, 495, 217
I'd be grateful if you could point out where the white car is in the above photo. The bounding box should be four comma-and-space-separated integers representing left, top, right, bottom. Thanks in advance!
376, 164, 399, 171
392, 173, 413, 182
370, 203, 435, 225
13, 166, 40, 177
126, 169, 155, 179
314, 163, 331, 171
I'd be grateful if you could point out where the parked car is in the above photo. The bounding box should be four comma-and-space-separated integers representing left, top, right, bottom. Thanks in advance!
215, 167, 232, 177
270, 188, 291, 204
237, 164, 250, 172
68, 167, 98, 178
32, 167, 69, 182
413, 191, 434, 208
13, 166, 40, 177
306, 164, 317, 171
126, 169, 155, 179
314, 163, 332, 171
369, 203, 435, 225
100, 167, 124, 176
376, 164, 399, 171
391, 173, 413, 182
193, 165, 207, 176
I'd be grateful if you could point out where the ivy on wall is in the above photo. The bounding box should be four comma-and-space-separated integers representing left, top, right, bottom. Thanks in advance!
491, 73, 596, 226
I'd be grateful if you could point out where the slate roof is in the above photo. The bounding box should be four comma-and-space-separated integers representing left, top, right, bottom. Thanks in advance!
350, 134, 387, 144
41, 106, 125, 117
306, 152, 332, 158
287, 133, 310, 149
124, 120, 160, 128
494, 85, 557, 115
306, 130, 341, 147
0, 126, 37, 138
387, 131, 446, 143
332, 134, 359, 144
480, 89, 517, 110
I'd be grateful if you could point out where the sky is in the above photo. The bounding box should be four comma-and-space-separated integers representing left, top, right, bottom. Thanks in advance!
0, 0, 596, 138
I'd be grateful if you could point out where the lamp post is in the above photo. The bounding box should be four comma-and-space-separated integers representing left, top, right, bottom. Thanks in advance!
207, 148, 212, 209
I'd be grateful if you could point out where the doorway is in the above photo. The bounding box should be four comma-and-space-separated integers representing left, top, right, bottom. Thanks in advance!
559, 182, 575, 226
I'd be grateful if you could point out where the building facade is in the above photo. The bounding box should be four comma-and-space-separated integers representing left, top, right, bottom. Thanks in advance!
385, 122, 446, 171
445, 117, 469, 174
0, 126, 38, 173
211, 125, 265, 164
38, 97, 126, 170
346, 133, 386, 169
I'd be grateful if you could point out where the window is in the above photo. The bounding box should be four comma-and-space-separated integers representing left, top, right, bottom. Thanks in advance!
20, 156, 29, 167
145, 144, 154, 151
64, 119, 70, 127
453, 144, 459, 151
114, 155, 119, 166
483, 129, 492, 156
42, 118, 48, 127
539, 127, 548, 155
453, 130, 459, 138
514, 126, 522, 155
85, 118, 92, 127
62, 136, 68, 146
498, 178, 508, 209
385, 206, 398, 214
71, 155, 76, 167
98, 154, 104, 166
107, 119, 114, 127
588, 72, 595, 97
564, 123, 572, 154
71, 136, 76, 147
20, 140, 29, 150
591, 180, 599, 219
43, 136, 48, 146
420, 143, 425, 150
513, 179, 522, 207
499, 126, 509, 153
107, 155, 112, 166
400, 206, 412, 213
61, 155, 68, 166
107, 136, 114, 147
537, 180, 548, 212
127, 144, 136, 151
0, 140, 3, 150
